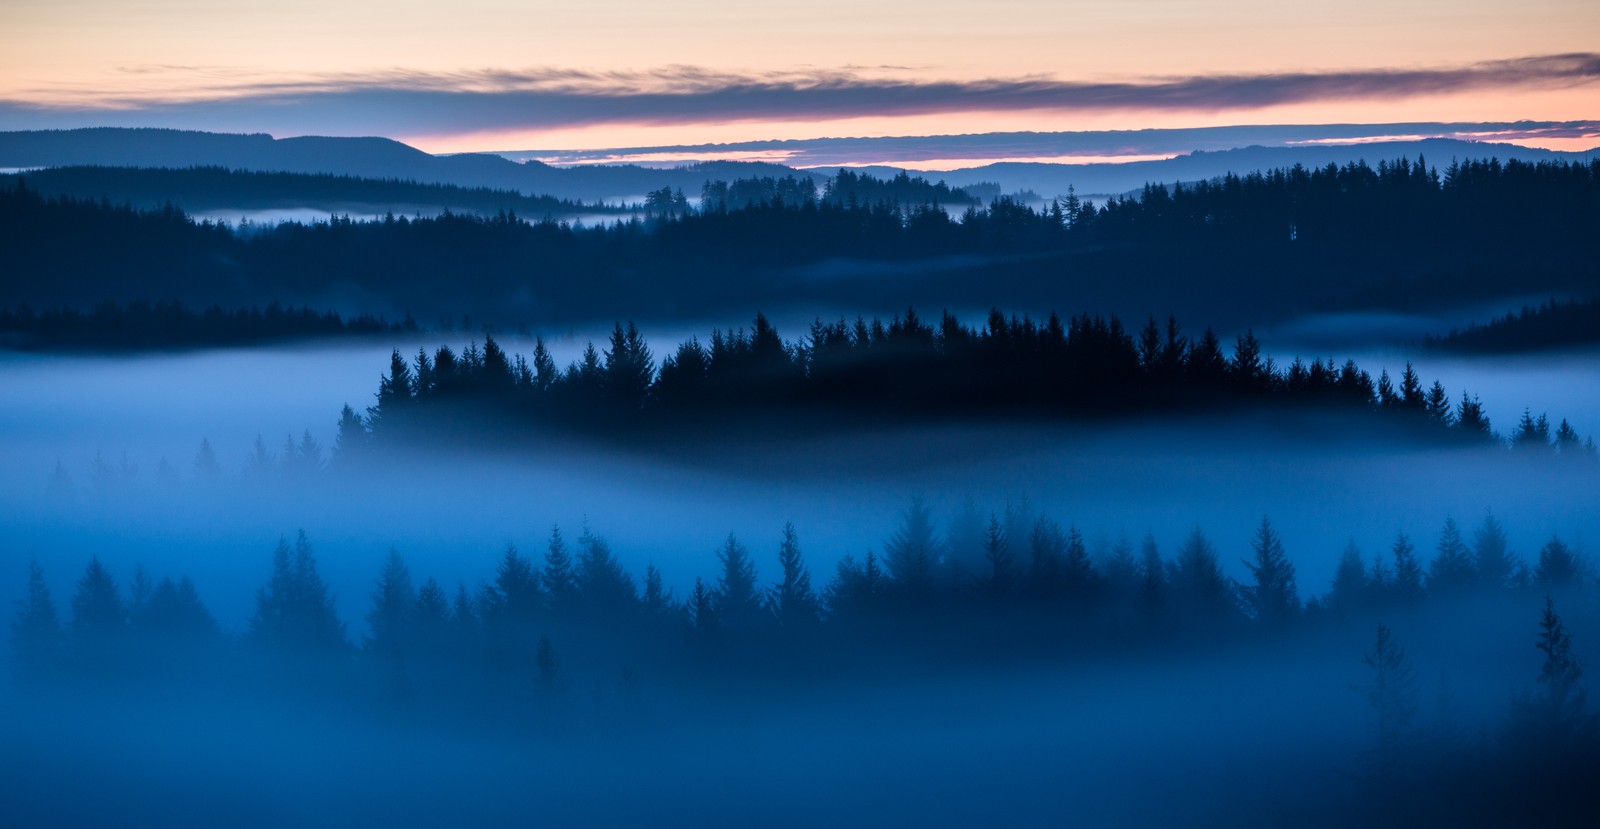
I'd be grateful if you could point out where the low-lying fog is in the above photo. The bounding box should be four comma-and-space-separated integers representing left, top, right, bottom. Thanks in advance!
3, 333, 1598, 634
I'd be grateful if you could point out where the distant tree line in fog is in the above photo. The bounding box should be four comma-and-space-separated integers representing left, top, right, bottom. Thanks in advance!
1425, 296, 1600, 353
5, 158, 1596, 324
1, 166, 616, 219
0, 300, 418, 350
331, 309, 1596, 456
8, 506, 1598, 821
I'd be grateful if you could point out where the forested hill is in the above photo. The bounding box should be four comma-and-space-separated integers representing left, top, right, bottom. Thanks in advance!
3, 157, 1596, 327
337, 309, 1596, 458
1, 166, 617, 219
1426, 296, 1600, 353
0, 128, 818, 202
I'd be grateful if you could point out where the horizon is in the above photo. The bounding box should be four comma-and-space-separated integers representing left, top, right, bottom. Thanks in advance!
3, 2, 1596, 165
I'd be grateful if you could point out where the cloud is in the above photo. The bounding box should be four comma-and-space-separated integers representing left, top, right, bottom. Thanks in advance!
3, 54, 1598, 137
506, 121, 1600, 167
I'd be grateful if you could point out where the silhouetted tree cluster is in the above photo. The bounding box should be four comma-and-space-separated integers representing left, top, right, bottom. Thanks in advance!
342, 309, 1596, 457
1426, 296, 1600, 353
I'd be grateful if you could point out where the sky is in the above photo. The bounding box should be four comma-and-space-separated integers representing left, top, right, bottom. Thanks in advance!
2, 1, 1598, 163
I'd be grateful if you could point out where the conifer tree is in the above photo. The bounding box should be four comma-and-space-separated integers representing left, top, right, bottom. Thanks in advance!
1329, 540, 1368, 614
1533, 536, 1580, 590
1364, 622, 1420, 781
1242, 517, 1298, 626
1170, 526, 1234, 620
575, 526, 636, 613
10, 561, 61, 679
1427, 517, 1476, 592
1471, 512, 1514, 590
884, 496, 937, 597
492, 543, 539, 625
714, 533, 763, 630
542, 525, 577, 616
770, 522, 818, 627
248, 531, 346, 654
70, 556, 125, 660
978, 514, 1016, 602
1390, 532, 1424, 605
365, 548, 416, 659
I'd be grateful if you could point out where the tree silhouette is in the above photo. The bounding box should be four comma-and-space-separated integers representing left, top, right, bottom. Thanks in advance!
1363, 622, 1420, 782
883, 496, 937, 598
365, 548, 416, 661
1427, 518, 1476, 593
1241, 516, 1298, 626
1471, 512, 1515, 590
10, 561, 61, 680
248, 531, 346, 655
713, 533, 764, 631
770, 522, 819, 628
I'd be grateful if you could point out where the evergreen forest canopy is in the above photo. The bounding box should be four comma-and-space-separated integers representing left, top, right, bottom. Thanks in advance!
9, 508, 1599, 825
3, 157, 1595, 327
333, 308, 1596, 457
1425, 296, 1600, 353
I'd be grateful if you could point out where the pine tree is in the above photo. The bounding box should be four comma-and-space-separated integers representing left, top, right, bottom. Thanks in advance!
193, 438, 222, 478
687, 577, 716, 634
1472, 512, 1514, 590
1171, 526, 1234, 621
770, 522, 818, 628
1454, 391, 1493, 440
978, 514, 1016, 602
1390, 532, 1424, 605
884, 496, 937, 597
1062, 524, 1098, 599
542, 525, 577, 616
365, 548, 416, 659
1242, 516, 1298, 626
412, 577, 450, 655
10, 561, 61, 679
70, 556, 125, 661
714, 533, 763, 630
1329, 540, 1368, 614
492, 543, 539, 625
1423, 380, 1454, 426
248, 531, 346, 654
1364, 623, 1420, 781
141, 576, 219, 645
1428, 517, 1476, 592
1139, 532, 1165, 611
575, 526, 636, 613
642, 565, 674, 619
1532, 598, 1591, 740
1534, 536, 1580, 590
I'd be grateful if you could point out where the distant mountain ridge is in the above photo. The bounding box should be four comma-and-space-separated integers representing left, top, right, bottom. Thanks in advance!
0, 128, 815, 203
3, 127, 1595, 203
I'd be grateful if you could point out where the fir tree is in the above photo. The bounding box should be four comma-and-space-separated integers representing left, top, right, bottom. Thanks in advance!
713, 533, 763, 630
1242, 516, 1298, 626
1428, 517, 1476, 592
10, 561, 61, 679
770, 522, 818, 628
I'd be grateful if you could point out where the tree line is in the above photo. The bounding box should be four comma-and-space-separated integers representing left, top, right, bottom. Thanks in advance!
1425, 295, 1600, 353
10, 507, 1593, 683
11, 507, 1596, 819
335, 309, 1596, 456
0, 299, 419, 351
5, 157, 1595, 326
1, 166, 617, 219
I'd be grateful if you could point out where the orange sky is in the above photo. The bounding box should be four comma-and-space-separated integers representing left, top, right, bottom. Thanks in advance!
2, 1, 1596, 154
